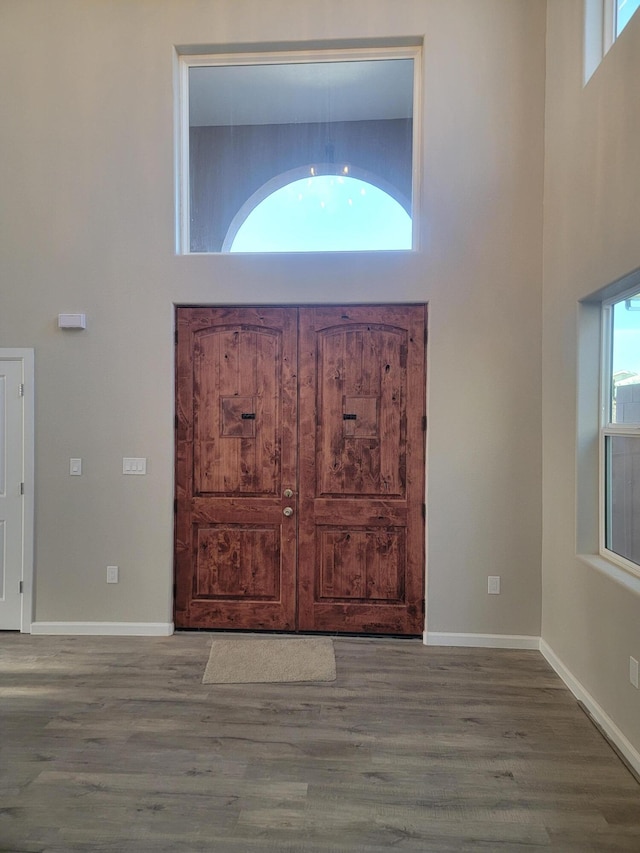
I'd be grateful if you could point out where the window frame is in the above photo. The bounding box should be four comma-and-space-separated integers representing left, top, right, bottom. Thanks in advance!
598, 288, 640, 579
176, 44, 422, 256
601, 0, 640, 52
612, 0, 640, 37
584, 0, 640, 82
603, 0, 616, 53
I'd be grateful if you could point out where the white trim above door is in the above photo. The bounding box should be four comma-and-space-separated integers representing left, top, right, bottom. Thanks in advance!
0, 349, 34, 633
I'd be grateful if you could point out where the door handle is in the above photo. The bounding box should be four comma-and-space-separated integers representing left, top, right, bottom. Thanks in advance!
283, 488, 294, 498
283, 506, 294, 517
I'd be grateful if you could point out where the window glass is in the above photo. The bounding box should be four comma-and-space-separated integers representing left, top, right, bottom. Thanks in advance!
616, 0, 640, 35
229, 174, 411, 253
602, 288, 640, 573
605, 435, 640, 564
181, 49, 418, 254
609, 296, 640, 423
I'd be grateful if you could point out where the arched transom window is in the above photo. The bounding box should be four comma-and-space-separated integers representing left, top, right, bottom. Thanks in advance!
224, 169, 412, 253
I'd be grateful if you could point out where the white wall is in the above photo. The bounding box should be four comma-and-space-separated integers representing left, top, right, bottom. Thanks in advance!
543, 1, 640, 753
0, 0, 545, 635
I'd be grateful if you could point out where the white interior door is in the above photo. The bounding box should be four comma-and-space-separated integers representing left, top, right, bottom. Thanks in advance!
0, 359, 26, 629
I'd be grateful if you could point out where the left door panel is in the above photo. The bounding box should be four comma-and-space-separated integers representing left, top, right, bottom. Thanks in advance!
175, 307, 298, 630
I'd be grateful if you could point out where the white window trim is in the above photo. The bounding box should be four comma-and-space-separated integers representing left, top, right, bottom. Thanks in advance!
603, 0, 617, 52
583, 0, 615, 86
598, 289, 640, 580
175, 44, 423, 255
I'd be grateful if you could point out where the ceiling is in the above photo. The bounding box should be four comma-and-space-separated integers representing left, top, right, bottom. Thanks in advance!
189, 58, 414, 127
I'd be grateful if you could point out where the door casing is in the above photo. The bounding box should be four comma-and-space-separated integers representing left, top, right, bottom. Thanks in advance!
0, 349, 34, 633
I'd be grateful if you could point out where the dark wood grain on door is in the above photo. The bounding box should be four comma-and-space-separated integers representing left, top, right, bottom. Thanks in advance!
175, 305, 426, 634
297, 306, 426, 634
174, 307, 297, 630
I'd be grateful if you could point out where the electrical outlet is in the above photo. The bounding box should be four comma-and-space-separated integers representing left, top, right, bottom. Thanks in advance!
630, 656, 639, 689
488, 575, 501, 594
106, 565, 119, 584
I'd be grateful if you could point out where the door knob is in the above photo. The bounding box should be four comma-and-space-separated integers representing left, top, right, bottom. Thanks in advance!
283, 488, 294, 498
283, 506, 294, 517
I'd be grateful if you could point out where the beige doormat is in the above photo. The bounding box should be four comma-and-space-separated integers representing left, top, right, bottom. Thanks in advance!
202, 636, 336, 684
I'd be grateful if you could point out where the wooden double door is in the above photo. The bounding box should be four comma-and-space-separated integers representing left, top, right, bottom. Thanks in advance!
174, 305, 426, 635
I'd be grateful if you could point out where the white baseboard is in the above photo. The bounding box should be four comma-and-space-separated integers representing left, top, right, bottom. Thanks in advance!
30, 622, 174, 636
424, 631, 541, 650
540, 639, 640, 779
423, 632, 640, 777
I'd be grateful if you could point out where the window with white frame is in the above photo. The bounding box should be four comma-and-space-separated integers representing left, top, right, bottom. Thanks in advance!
176, 45, 421, 254
584, 0, 640, 81
601, 288, 640, 574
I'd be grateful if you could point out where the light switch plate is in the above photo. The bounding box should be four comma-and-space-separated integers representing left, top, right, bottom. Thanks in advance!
70, 458, 82, 476
123, 457, 147, 475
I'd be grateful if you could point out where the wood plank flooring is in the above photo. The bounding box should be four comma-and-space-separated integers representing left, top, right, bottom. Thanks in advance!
1, 634, 639, 852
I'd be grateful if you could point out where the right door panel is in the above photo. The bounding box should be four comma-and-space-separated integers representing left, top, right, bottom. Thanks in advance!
297, 305, 426, 634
